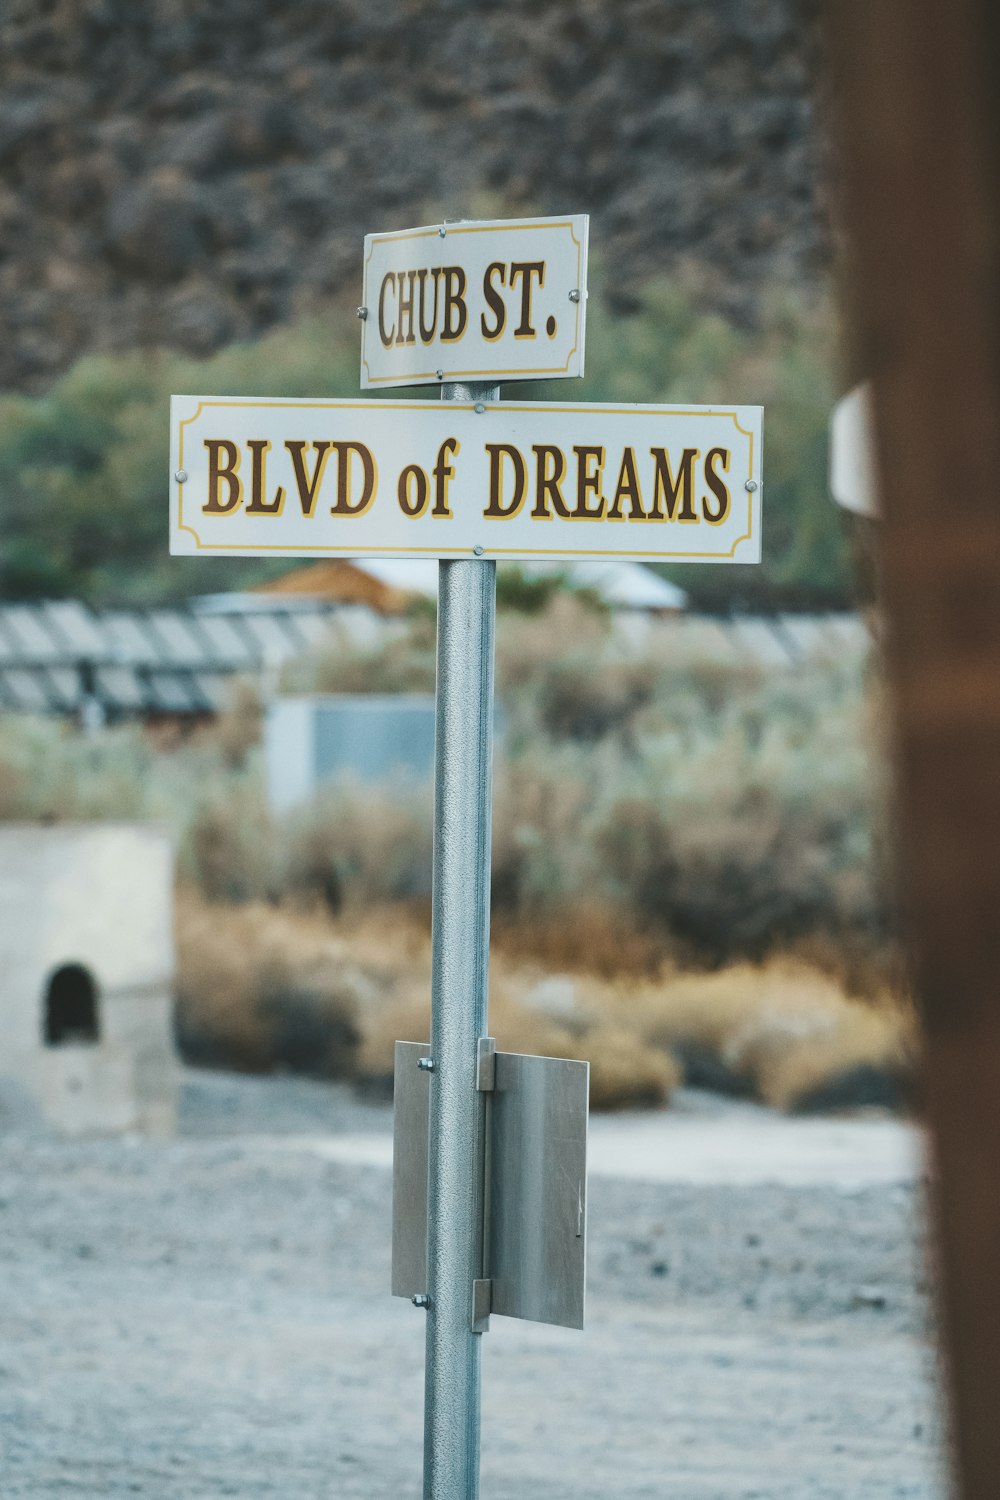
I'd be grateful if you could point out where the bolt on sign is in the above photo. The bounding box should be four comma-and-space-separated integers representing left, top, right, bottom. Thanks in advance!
359, 215, 589, 388
169, 397, 762, 564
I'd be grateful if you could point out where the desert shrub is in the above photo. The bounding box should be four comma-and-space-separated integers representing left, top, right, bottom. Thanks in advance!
624, 962, 914, 1111
281, 615, 437, 696
214, 680, 264, 770
495, 565, 571, 615
285, 778, 434, 910
175, 897, 374, 1078
353, 972, 679, 1111
183, 780, 280, 903
0, 714, 151, 821
490, 902, 667, 980
574, 1029, 680, 1111
312, 899, 908, 1112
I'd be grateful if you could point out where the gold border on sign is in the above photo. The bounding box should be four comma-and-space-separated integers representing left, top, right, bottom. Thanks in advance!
359, 219, 586, 384
174, 399, 759, 559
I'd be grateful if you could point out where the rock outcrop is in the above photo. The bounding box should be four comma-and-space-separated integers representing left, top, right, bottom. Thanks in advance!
0, 0, 827, 392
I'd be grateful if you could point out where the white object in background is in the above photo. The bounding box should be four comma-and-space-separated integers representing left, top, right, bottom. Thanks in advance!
0, 825, 177, 1137
830, 381, 880, 518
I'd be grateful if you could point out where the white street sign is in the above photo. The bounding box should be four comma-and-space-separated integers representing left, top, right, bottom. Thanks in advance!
360, 216, 589, 389
169, 395, 761, 564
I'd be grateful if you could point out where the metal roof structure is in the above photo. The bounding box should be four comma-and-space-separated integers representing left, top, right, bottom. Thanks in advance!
0, 600, 349, 718
0, 600, 872, 719
336, 557, 688, 612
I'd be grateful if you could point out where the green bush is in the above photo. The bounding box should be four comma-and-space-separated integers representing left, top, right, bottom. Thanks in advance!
0, 271, 851, 609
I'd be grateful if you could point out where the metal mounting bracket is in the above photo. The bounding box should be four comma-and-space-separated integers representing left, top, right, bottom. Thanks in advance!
471, 1277, 492, 1334
391, 1039, 589, 1331
476, 1036, 496, 1092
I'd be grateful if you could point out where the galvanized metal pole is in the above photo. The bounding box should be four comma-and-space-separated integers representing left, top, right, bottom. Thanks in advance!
423, 380, 499, 1499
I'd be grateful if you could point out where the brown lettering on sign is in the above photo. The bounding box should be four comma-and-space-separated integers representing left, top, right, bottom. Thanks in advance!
484, 444, 527, 518
702, 447, 731, 523
650, 447, 699, 522
245, 440, 286, 515
284, 441, 333, 517
571, 445, 606, 519
432, 438, 459, 517
378, 274, 396, 348
606, 447, 647, 521
531, 445, 570, 519
329, 442, 378, 517
203, 440, 243, 513
510, 262, 545, 338
398, 463, 429, 517
440, 268, 468, 342
481, 262, 507, 340
418, 269, 443, 344
395, 270, 418, 346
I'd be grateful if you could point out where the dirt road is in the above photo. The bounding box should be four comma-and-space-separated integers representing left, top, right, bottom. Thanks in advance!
0, 1073, 943, 1498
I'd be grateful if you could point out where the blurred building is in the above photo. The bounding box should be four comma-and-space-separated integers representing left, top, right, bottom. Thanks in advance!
0, 825, 177, 1137
250, 557, 689, 615
0, 596, 359, 723
265, 694, 436, 814
0, 586, 870, 728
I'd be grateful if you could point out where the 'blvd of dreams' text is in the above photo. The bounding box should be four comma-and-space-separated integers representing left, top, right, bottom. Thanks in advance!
200, 438, 734, 525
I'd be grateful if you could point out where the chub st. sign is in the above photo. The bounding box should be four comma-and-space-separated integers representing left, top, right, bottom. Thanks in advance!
360, 216, 589, 388
169, 396, 762, 563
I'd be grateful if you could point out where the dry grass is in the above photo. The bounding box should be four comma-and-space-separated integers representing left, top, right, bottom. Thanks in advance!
618, 963, 914, 1111
175, 895, 914, 1113
175, 894, 375, 1078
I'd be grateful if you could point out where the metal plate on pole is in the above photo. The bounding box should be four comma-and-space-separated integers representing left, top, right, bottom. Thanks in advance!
392, 1041, 431, 1299
392, 1042, 590, 1332
488, 1050, 589, 1330
360, 216, 589, 389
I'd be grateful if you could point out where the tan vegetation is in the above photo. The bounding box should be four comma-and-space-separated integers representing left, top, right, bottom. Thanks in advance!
175, 895, 914, 1114
0, 595, 908, 1112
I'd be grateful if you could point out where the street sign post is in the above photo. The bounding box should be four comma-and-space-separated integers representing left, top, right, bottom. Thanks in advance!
360, 215, 589, 389
169, 396, 762, 565
169, 214, 763, 1500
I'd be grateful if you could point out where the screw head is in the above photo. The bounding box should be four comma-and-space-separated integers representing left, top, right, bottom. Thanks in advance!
473, 545, 485, 556
356, 305, 368, 320
474, 402, 485, 414
438, 226, 447, 238
745, 480, 759, 492
174, 469, 188, 484
436, 369, 444, 380
568, 289, 581, 303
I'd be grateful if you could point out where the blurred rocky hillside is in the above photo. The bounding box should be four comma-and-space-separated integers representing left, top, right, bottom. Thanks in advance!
0, 0, 827, 394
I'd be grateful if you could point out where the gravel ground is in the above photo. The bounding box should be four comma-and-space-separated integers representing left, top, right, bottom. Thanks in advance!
0, 1072, 946, 1499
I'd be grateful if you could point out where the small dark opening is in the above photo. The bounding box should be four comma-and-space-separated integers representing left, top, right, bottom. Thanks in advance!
44, 964, 99, 1046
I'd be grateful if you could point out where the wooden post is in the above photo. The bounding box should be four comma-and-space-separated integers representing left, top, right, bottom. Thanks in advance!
828, 5, 1000, 1495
